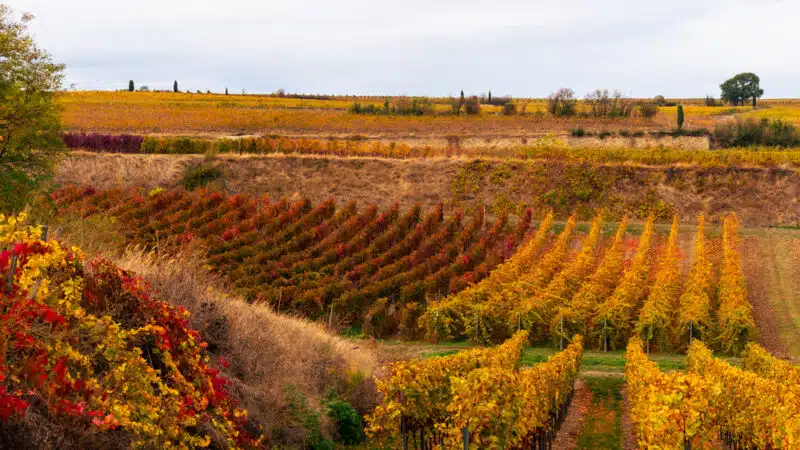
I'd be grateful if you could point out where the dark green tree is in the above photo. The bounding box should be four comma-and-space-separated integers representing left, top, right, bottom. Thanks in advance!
129, 79, 134, 92
0, 6, 65, 211
225, 87, 229, 95
488, 90, 492, 103
720, 73, 764, 107
173, 80, 178, 93
677, 104, 684, 130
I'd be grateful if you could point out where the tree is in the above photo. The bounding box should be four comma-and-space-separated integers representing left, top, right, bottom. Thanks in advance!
488, 90, 492, 103
720, 72, 764, 107
0, 6, 65, 210
173, 80, 178, 93
225, 87, 229, 95
547, 88, 577, 116
677, 104, 684, 130
129, 80, 134, 92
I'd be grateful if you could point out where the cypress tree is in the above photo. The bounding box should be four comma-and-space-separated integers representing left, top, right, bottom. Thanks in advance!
488, 90, 492, 103
128, 80, 134, 92
677, 104, 685, 131
225, 87, 229, 95
173, 80, 178, 93
460, 90, 465, 105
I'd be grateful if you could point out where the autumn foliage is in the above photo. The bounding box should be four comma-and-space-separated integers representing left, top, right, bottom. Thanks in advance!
0, 214, 261, 448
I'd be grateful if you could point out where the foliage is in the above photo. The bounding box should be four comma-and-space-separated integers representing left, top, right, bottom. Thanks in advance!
625, 337, 717, 448
677, 215, 713, 347
720, 72, 764, 107
442, 336, 583, 448
713, 117, 799, 148
637, 102, 659, 119
0, 6, 65, 211
716, 214, 756, 354
636, 216, 680, 351
419, 212, 552, 342
547, 89, 577, 117
63, 132, 144, 153
0, 213, 261, 448
742, 342, 800, 385
558, 218, 629, 342
182, 164, 222, 190
284, 385, 333, 450
593, 215, 654, 350
687, 340, 800, 448
323, 392, 365, 445
364, 331, 529, 446
51, 187, 524, 337
677, 104, 684, 130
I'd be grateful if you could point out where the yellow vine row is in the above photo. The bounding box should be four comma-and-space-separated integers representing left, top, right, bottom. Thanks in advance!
593, 215, 655, 350
364, 331, 529, 445
419, 212, 554, 342
687, 340, 800, 448
636, 215, 681, 350
440, 336, 584, 449
717, 213, 756, 354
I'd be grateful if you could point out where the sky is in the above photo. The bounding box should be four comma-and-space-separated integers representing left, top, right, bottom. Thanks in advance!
8, 0, 800, 98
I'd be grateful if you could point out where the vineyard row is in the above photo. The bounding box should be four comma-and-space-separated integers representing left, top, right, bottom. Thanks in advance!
366, 331, 584, 449
51, 186, 532, 337
422, 212, 755, 354
626, 337, 800, 448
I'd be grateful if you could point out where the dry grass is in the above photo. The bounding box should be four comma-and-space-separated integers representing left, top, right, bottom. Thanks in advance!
52, 217, 380, 445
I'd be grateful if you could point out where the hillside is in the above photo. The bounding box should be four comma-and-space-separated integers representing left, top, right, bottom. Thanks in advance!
58, 152, 800, 227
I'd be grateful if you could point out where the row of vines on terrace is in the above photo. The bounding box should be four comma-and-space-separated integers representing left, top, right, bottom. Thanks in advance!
50, 186, 532, 338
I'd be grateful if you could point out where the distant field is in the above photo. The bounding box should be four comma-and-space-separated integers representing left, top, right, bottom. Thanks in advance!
57, 91, 718, 136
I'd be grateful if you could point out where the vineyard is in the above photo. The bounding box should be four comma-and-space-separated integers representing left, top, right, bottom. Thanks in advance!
48, 185, 760, 352
49, 186, 534, 337
626, 337, 800, 448
422, 213, 756, 354
366, 331, 583, 449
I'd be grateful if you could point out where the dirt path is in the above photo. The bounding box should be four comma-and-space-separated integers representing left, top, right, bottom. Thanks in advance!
553, 379, 592, 449
619, 385, 636, 450
741, 237, 787, 356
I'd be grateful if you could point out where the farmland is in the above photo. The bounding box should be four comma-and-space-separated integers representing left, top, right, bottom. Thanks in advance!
23, 90, 800, 447
6, 0, 800, 446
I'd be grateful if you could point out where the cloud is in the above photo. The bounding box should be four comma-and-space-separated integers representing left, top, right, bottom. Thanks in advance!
9, 0, 800, 96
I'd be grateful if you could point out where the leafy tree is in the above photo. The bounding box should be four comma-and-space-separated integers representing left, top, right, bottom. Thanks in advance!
0, 6, 65, 211
547, 88, 577, 116
488, 90, 492, 103
225, 87, 228, 95
129, 79, 134, 92
677, 104, 684, 130
720, 72, 764, 107
173, 80, 178, 93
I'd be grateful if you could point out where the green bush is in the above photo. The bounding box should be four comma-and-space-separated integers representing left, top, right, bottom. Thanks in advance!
324, 392, 365, 445
181, 164, 222, 190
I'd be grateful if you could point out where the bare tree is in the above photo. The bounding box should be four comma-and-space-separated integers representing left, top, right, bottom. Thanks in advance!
547, 88, 577, 116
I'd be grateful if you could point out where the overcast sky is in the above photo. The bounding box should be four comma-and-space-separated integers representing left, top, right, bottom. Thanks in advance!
8, 0, 800, 97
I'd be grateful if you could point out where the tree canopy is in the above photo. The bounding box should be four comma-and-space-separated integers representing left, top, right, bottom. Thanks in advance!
0, 6, 65, 210
720, 72, 764, 107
